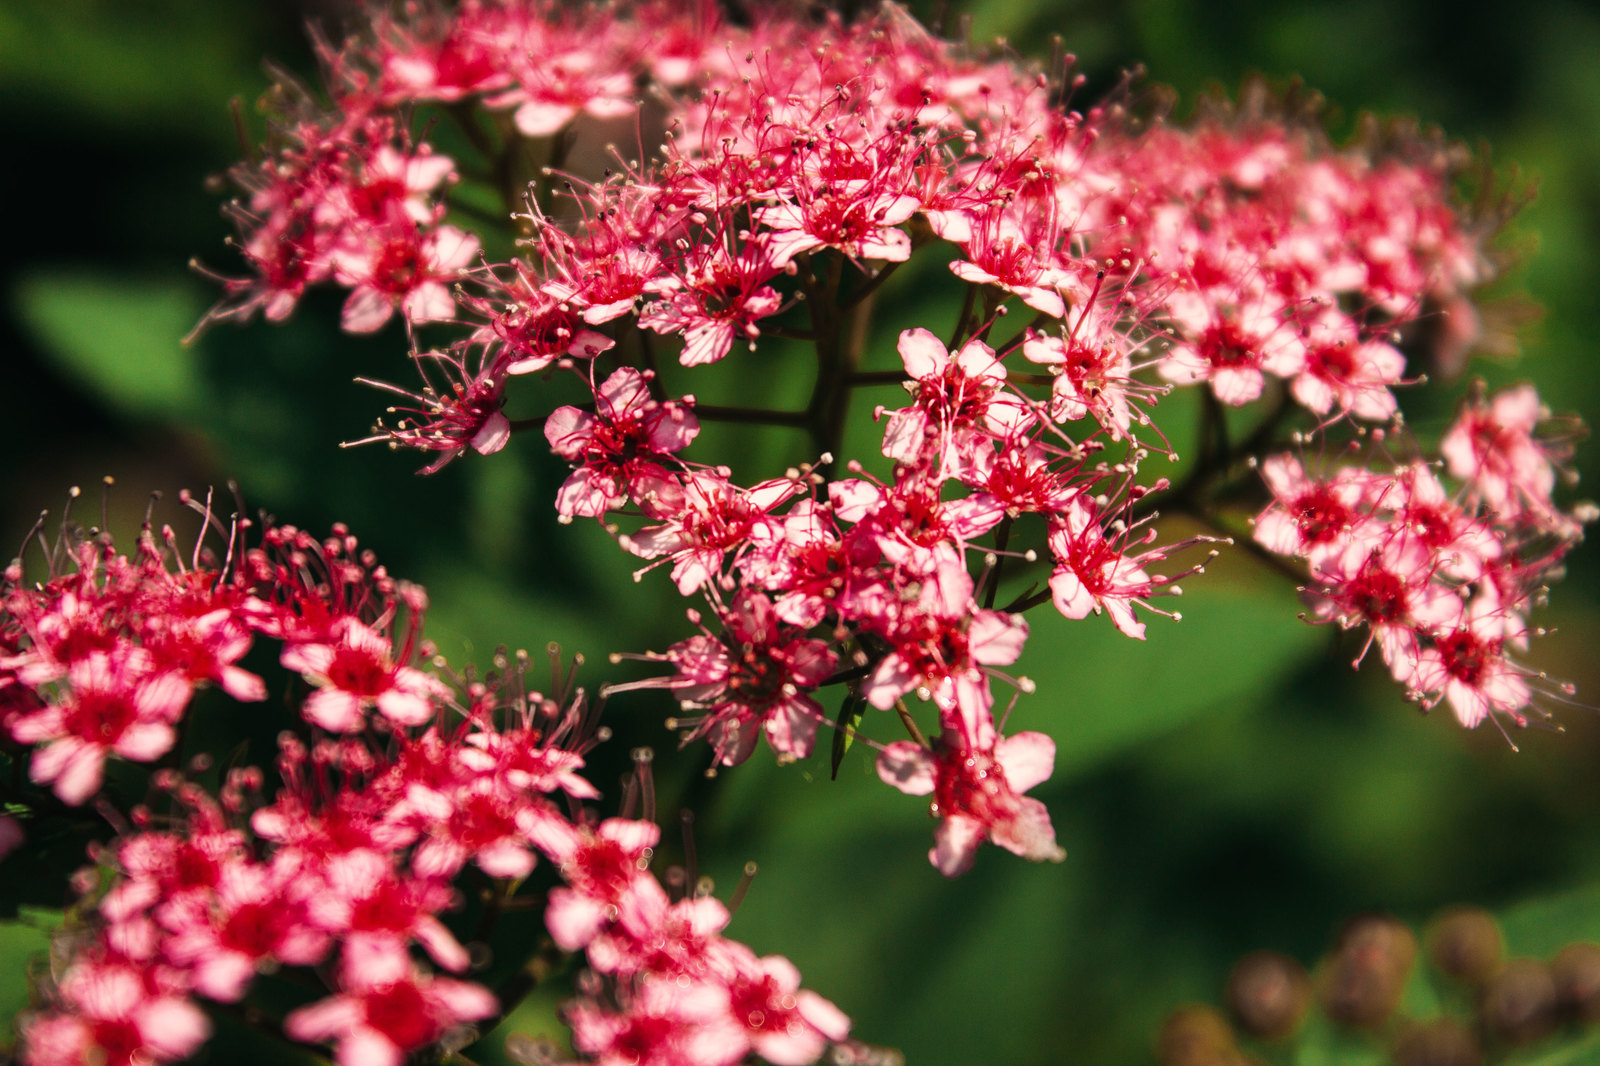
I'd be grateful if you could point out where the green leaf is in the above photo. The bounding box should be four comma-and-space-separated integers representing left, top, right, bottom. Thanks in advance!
831, 693, 866, 780
13, 269, 208, 421
1501, 881, 1600, 960
0, 908, 60, 1052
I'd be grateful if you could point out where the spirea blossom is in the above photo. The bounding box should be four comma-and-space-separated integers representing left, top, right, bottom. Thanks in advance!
9, 501, 850, 1066
192, 0, 1586, 885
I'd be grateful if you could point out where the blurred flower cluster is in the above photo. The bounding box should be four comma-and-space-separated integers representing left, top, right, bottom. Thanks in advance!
1158, 905, 1600, 1066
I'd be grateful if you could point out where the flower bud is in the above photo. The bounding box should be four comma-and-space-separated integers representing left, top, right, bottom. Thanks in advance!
1320, 915, 1417, 1028
1390, 1017, 1482, 1066
1226, 951, 1310, 1040
1426, 906, 1503, 985
1481, 958, 1557, 1045
1157, 1005, 1238, 1066
1551, 943, 1600, 1024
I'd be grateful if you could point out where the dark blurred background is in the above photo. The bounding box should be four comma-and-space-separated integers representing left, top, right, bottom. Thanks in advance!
3, 0, 1599, 1063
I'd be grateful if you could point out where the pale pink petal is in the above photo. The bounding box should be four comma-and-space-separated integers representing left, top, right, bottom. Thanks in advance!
429, 978, 498, 1021
401, 282, 456, 324
1104, 596, 1147, 640
598, 818, 661, 852
113, 722, 176, 762
753, 1026, 827, 1066
33, 739, 105, 806
342, 287, 395, 334
304, 688, 368, 733
863, 653, 916, 710
220, 665, 268, 702
281, 642, 335, 676
135, 997, 212, 1059
414, 916, 470, 973
1048, 570, 1095, 619
474, 842, 536, 880
193, 951, 257, 1002
897, 327, 948, 379
875, 742, 935, 796
544, 888, 609, 951
995, 731, 1056, 794
135, 672, 193, 722
375, 689, 433, 727
930, 816, 985, 877
797, 988, 852, 1041
470, 411, 511, 456
514, 100, 579, 136
336, 1027, 403, 1066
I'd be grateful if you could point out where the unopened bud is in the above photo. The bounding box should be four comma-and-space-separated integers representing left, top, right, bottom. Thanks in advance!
1225, 951, 1309, 1040
1481, 958, 1557, 1045
1320, 915, 1416, 1028
1156, 1005, 1236, 1066
1551, 942, 1600, 1023
1426, 906, 1502, 985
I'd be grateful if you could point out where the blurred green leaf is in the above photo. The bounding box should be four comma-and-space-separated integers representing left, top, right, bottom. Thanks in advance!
0, 0, 265, 135
13, 270, 207, 421
1502, 881, 1600, 960
0, 908, 59, 1051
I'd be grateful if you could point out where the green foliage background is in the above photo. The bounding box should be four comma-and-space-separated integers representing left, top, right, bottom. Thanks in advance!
2, 1, 1599, 1063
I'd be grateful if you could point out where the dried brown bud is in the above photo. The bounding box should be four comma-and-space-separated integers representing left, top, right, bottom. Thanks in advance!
1157, 1005, 1238, 1066
1226, 951, 1311, 1040
1320, 915, 1417, 1028
1390, 1017, 1483, 1066
1481, 958, 1557, 1045
1551, 942, 1600, 1024
1426, 906, 1503, 985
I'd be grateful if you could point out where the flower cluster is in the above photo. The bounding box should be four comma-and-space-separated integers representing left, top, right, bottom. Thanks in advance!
196, 83, 476, 335
4, 506, 847, 1066
1254, 385, 1588, 735
199, 0, 1587, 887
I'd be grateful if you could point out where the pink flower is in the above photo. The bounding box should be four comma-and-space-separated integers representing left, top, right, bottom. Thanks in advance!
1252, 455, 1375, 565
1411, 600, 1532, 728
877, 728, 1064, 877
22, 955, 211, 1066
10, 648, 192, 805
568, 975, 746, 1066
335, 222, 479, 334
880, 328, 1031, 477
660, 590, 838, 767
724, 946, 852, 1066
285, 968, 496, 1066
1288, 309, 1405, 421
526, 818, 660, 951
1440, 385, 1561, 523
281, 617, 446, 732
623, 472, 801, 596
1159, 290, 1303, 405
1047, 498, 1172, 640
355, 348, 510, 474
1307, 537, 1464, 684
546, 367, 699, 519
755, 187, 920, 267
641, 234, 784, 366
950, 207, 1071, 318
159, 859, 329, 1002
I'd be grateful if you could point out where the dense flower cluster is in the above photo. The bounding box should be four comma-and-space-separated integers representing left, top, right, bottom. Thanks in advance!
1255, 386, 1588, 736
197, 0, 1587, 883
3, 509, 847, 1066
